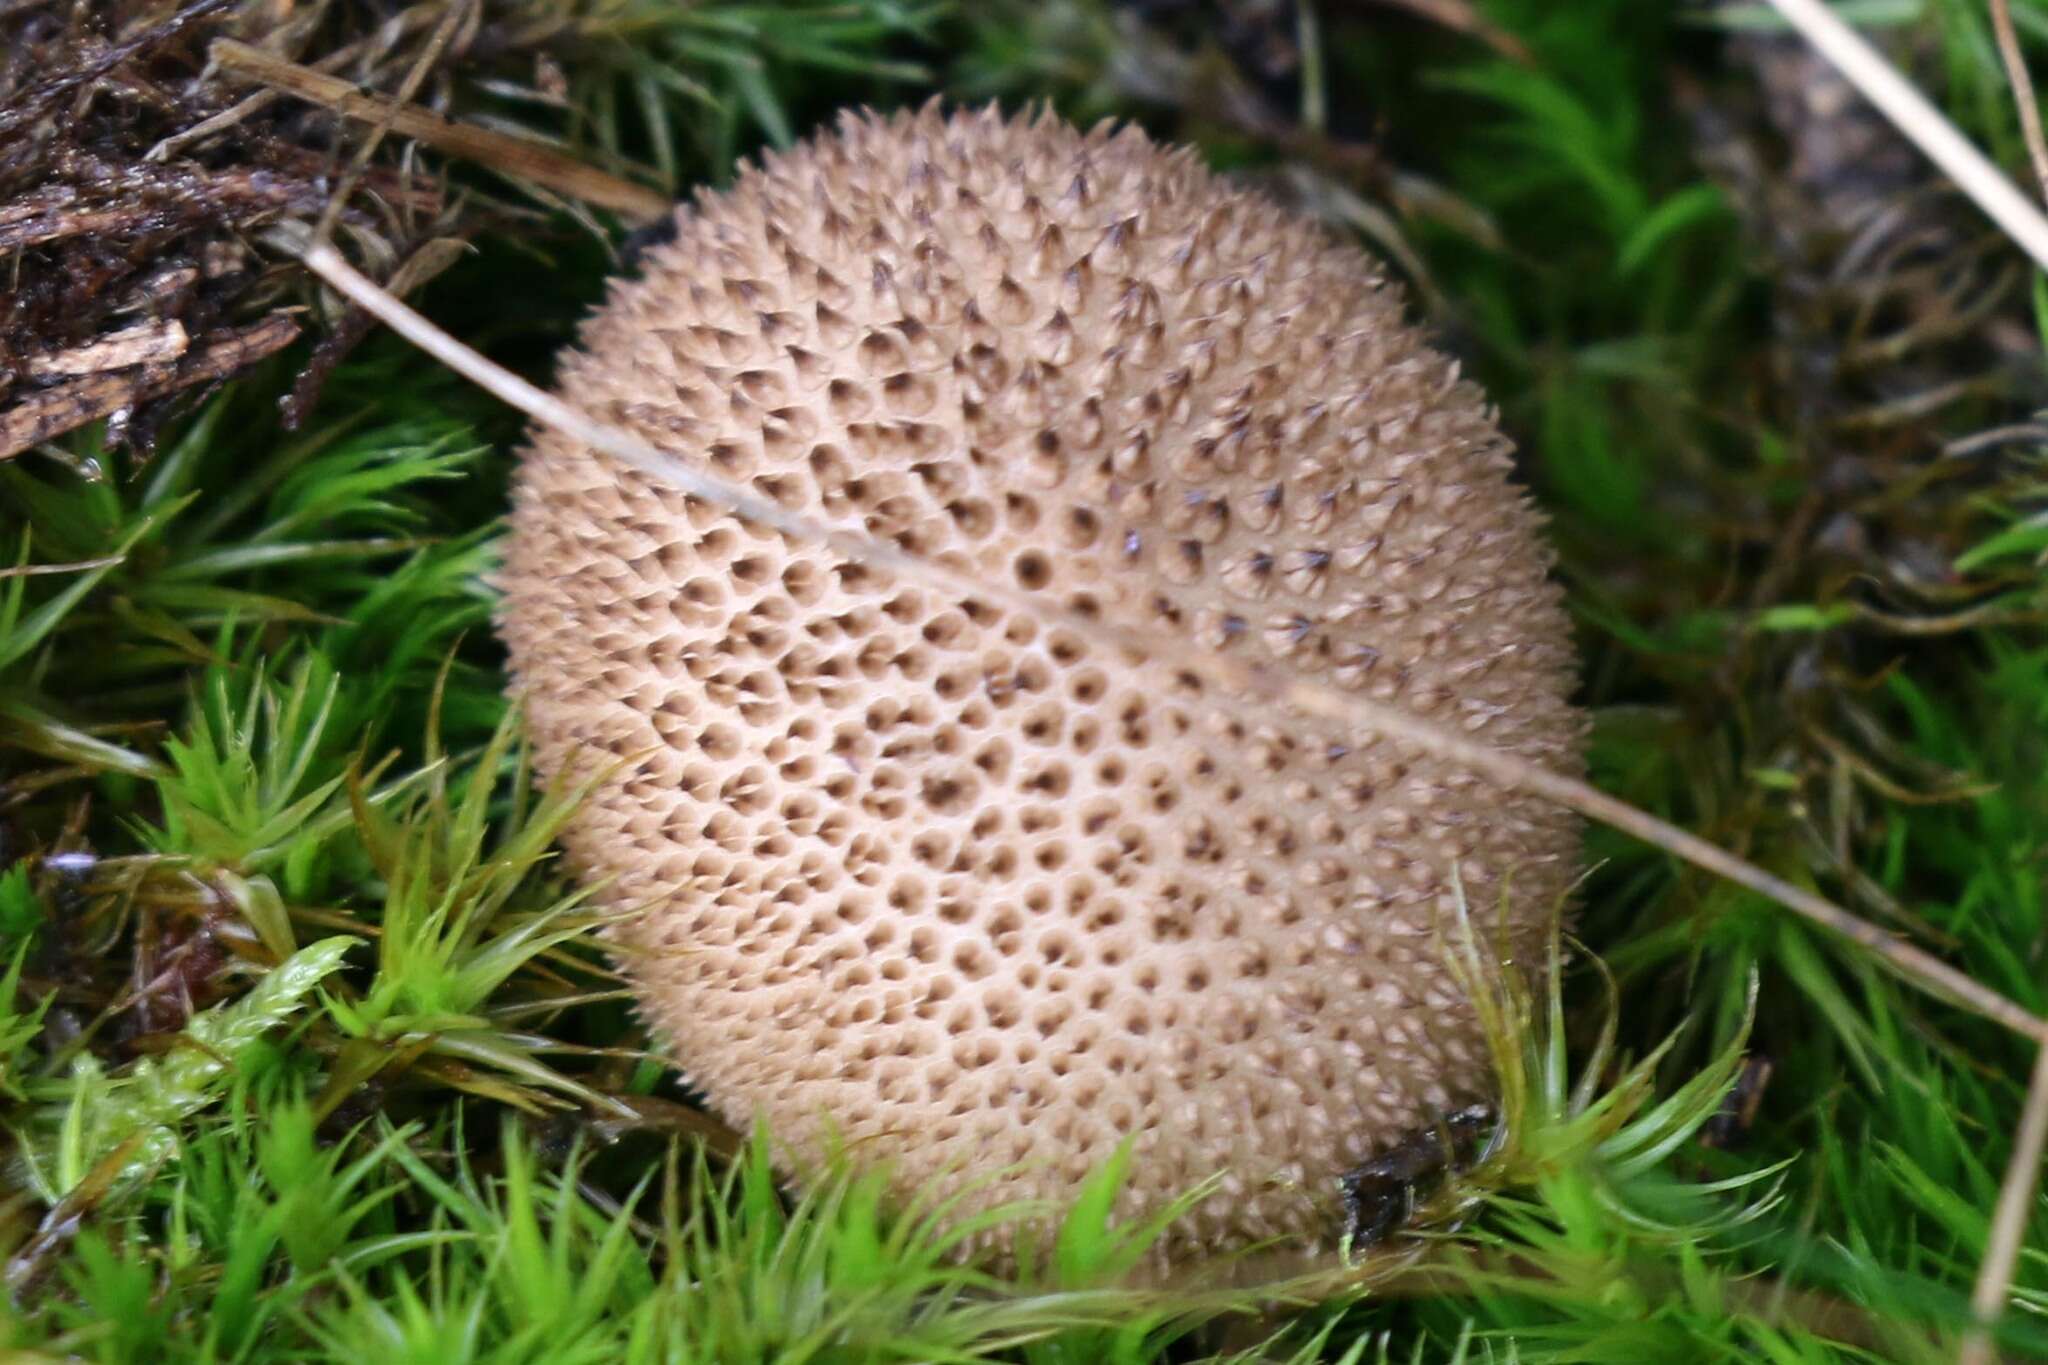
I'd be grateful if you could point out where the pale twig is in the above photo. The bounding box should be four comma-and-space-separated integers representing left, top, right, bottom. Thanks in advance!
1762, 0, 2048, 270
293, 238, 2048, 1048
1957, 1040, 2048, 1365
1990, 0, 2048, 205
211, 40, 669, 221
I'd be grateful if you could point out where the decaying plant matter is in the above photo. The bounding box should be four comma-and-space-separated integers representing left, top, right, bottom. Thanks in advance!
1631, 14, 2048, 977
0, 0, 676, 462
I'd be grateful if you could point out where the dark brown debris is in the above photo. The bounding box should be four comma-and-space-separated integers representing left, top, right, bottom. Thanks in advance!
1, 314, 300, 461
0, 0, 664, 460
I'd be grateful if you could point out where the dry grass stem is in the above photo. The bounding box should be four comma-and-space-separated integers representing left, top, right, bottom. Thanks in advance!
309, 0, 477, 246
145, 2, 454, 163
1989, 0, 2048, 204
1958, 1040, 2048, 1365
297, 239, 2048, 1049
210, 38, 670, 222
1763, 0, 2048, 269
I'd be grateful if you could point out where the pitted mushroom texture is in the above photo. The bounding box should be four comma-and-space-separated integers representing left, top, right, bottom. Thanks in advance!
497, 105, 1583, 1257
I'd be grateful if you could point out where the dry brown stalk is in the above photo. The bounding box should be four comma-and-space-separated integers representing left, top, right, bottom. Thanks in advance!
210, 38, 670, 222
296, 238, 2048, 1051
1957, 1040, 2048, 1365
145, 2, 456, 163
1989, 0, 2048, 204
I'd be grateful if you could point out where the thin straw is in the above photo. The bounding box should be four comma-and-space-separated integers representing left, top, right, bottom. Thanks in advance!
1763, 0, 2048, 270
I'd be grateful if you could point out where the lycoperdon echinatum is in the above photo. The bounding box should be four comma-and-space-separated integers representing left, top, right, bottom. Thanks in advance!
495, 104, 1583, 1261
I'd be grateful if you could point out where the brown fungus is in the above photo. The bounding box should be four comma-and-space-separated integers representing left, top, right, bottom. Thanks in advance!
495, 104, 1584, 1260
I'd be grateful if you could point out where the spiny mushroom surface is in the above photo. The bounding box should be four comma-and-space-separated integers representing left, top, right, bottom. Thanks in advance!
496, 104, 1583, 1258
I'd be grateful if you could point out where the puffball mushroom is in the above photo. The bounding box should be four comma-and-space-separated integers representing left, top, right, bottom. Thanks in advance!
495, 104, 1584, 1259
